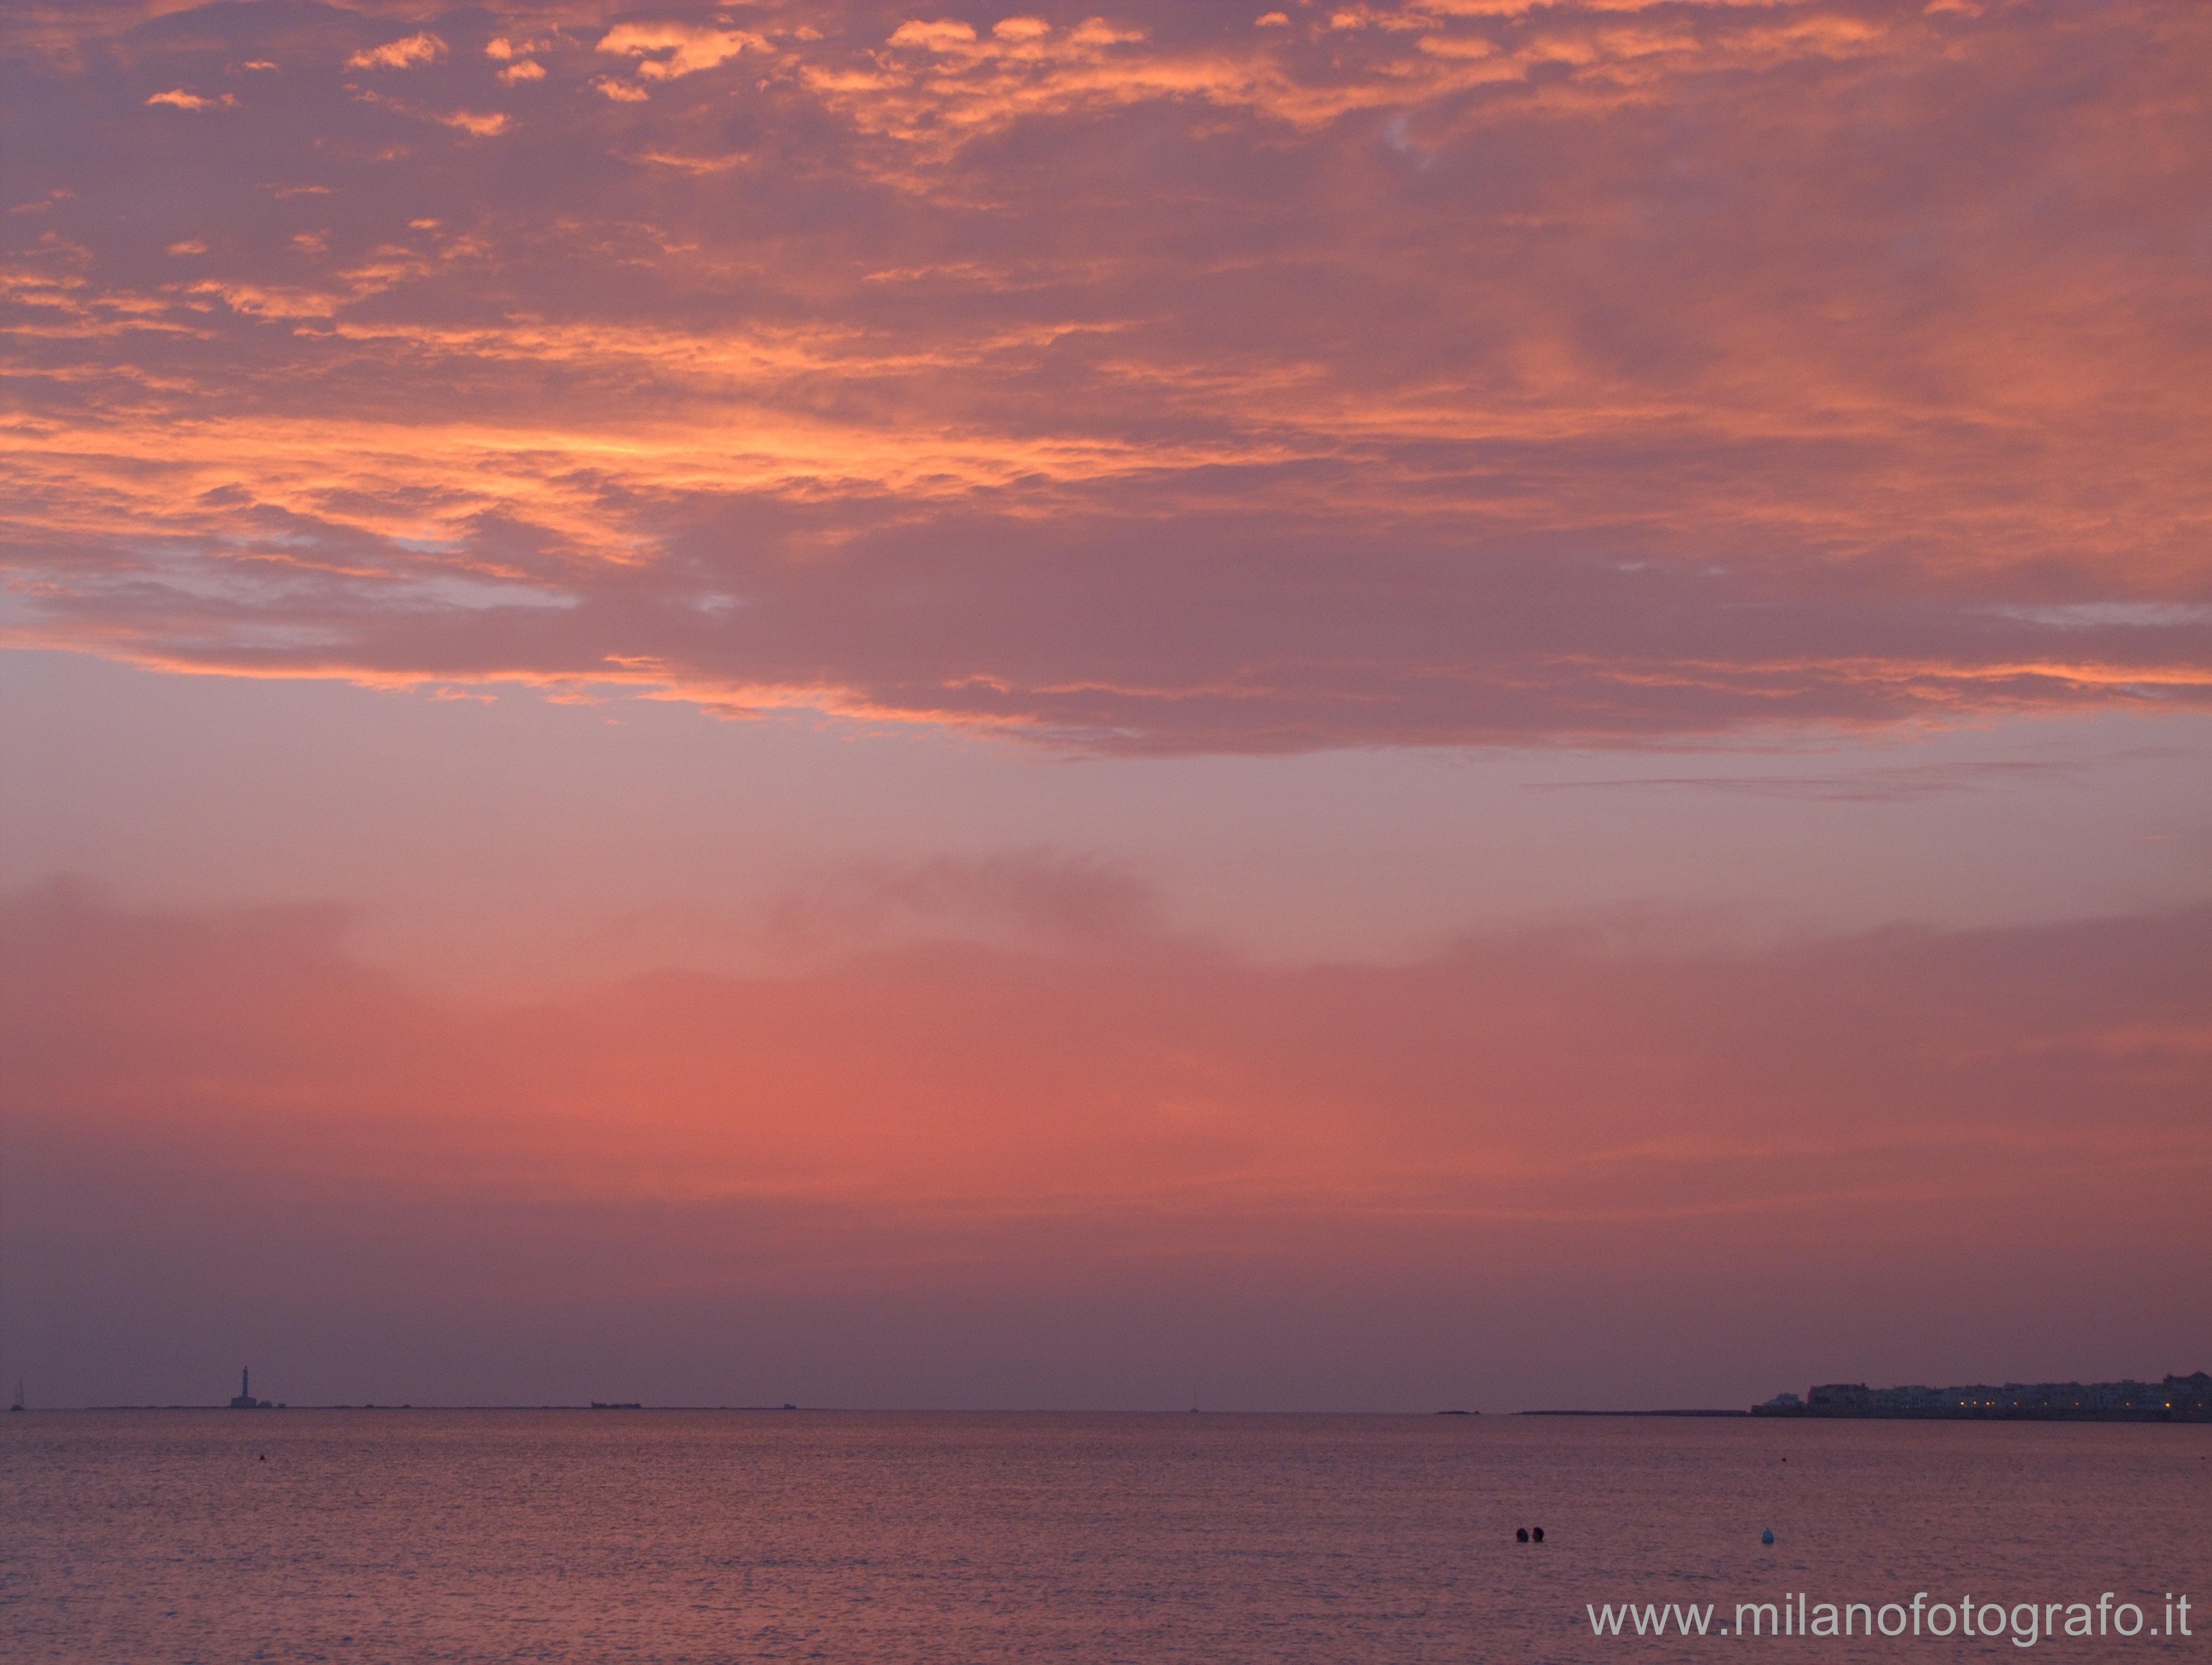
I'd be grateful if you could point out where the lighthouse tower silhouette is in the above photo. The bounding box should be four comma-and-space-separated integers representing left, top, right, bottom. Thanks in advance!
229, 1368, 266, 1409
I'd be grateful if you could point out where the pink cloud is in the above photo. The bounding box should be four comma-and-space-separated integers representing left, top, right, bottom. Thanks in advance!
8, 873, 2208, 1227
4, 877, 2205, 1402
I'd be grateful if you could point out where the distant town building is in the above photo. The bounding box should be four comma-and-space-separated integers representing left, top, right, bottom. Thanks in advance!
1755, 1371, 2209, 1421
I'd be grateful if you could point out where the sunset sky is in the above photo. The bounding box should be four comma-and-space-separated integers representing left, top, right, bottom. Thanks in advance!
2, 0, 2207, 1411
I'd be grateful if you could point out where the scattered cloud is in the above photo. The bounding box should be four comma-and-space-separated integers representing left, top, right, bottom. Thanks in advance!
346, 32, 446, 71
887, 19, 977, 49
595, 21, 767, 80
627, 150, 746, 173
434, 110, 511, 137
1522, 759, 2092, 804
144, 88, 236, 110
1998, 603, 2212, 630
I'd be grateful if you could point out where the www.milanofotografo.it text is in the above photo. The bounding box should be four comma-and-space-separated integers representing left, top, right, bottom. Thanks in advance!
1585, 1592, 2195, 1645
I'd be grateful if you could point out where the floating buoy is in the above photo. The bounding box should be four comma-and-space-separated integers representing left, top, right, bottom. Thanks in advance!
1761, 1528, 1775, 1545
1516, 1528, 1529, 1543
1532, 1527, 1545, 1543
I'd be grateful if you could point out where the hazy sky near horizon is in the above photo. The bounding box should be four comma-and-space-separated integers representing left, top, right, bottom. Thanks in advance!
2, 0, 2208, 1409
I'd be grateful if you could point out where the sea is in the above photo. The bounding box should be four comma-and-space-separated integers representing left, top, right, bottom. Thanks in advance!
2, 1410, 2205, 1662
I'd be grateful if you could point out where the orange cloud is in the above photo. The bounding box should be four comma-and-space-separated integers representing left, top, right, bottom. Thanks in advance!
595, 21, 769, 81
144, 87, 236, 109
434, 109, 510, 137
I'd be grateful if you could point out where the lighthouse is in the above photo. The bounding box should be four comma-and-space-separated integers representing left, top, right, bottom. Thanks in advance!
229, 1368, 268, 1409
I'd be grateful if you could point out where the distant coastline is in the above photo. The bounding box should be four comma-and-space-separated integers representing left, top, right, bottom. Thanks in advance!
1752, 1371, 2210, 1422
44, 1377, 2210, 1418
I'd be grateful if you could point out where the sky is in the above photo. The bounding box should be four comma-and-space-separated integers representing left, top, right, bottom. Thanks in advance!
1, 0, 2207, 1411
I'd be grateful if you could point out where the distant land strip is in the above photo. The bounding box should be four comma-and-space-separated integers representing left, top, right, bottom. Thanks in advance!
1521, 1409, 1749, 1418
74, 1404, 808, 1412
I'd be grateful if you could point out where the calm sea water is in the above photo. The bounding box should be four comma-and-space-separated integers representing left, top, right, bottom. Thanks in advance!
2, 1411, 2205, 1662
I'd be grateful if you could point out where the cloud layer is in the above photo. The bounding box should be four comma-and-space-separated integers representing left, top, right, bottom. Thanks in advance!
4, 1, 2209, 750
